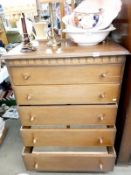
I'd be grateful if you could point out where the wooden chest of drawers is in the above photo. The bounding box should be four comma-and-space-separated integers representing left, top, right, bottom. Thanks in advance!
3, 41, 128, 172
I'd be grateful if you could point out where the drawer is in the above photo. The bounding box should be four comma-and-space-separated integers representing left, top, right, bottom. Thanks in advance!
23, 146, 116, 172
19, 105, 117, 126
21, 127, 116, 147
14, 84, 120, 105
9, 64, 123, 85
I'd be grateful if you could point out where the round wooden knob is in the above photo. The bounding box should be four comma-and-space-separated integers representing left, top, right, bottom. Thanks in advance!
98, 137, 103, 144
30, 115, 35, 122
97, 114, 104, 121
100, 73, 107, 78
33, 138, 37, 144
35, 163, 38, 169
26, 95, 32, 101
112, 98, 117, 102
99, 93, 105, 99
23, 73, 30, 80
99, 163, 103, 170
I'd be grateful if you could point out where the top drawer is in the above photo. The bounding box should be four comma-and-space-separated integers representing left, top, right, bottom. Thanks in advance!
8, 64, 123, 85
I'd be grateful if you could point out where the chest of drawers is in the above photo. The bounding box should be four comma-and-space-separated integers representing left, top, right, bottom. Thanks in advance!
3, 41, 128, 172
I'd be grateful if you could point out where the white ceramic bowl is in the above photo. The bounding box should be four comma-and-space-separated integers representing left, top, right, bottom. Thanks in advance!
73, 0, 122, 30
63, 25, 115, 46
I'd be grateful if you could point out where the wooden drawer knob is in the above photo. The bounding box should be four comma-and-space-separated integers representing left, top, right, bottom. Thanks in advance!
99, 93, 105, 99
97, 114, 104, 121
23, 73, 31, 80
98, 137, 103, 144
99, 163, 103, 170
100, 73, 107, 78
30, 115, 35, 122
33, 138, 37, 144
26, 95, 32, 101
112, 98, 117, 102
35, 163, 38, 169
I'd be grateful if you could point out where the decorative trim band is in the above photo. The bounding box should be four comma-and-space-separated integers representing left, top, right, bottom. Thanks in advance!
6, 56, 125, 66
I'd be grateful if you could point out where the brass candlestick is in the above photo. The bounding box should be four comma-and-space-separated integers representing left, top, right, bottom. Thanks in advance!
47, 3, 61, 48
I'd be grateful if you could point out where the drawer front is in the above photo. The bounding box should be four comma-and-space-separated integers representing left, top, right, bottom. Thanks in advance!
23, 147, 116, 172
21, 128, 116, 147
14, 84, 120, 105
9, 64, 123, 85
19, 105, 117, 126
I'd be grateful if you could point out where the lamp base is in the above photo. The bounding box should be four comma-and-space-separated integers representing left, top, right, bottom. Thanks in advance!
21, 42, 37, 53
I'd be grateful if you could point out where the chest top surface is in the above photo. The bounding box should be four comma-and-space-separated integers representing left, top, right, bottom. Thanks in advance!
1, 40, 129, 60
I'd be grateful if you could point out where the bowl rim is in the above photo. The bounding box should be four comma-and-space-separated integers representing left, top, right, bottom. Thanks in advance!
62, 25, 115, 34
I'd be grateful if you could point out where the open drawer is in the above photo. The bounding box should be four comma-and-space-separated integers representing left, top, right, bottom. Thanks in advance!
23, 146, 116, 172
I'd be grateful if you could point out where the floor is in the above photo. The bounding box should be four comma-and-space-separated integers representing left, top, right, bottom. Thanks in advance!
0, 119, 131, 175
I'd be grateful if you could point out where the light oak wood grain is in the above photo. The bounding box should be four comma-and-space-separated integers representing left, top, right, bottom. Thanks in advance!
21, 128, 116, 147
6, 56, 126, 66
22, 146, 116, 172
2, 41, 129, 60
3, 40, 127, 172
18, 105, 117, 126
9, 64, 123, 85
14, 84, 120, 105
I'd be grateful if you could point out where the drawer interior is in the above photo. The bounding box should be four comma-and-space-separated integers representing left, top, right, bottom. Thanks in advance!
33, 146, 108, 154
24, 146, 115, 155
